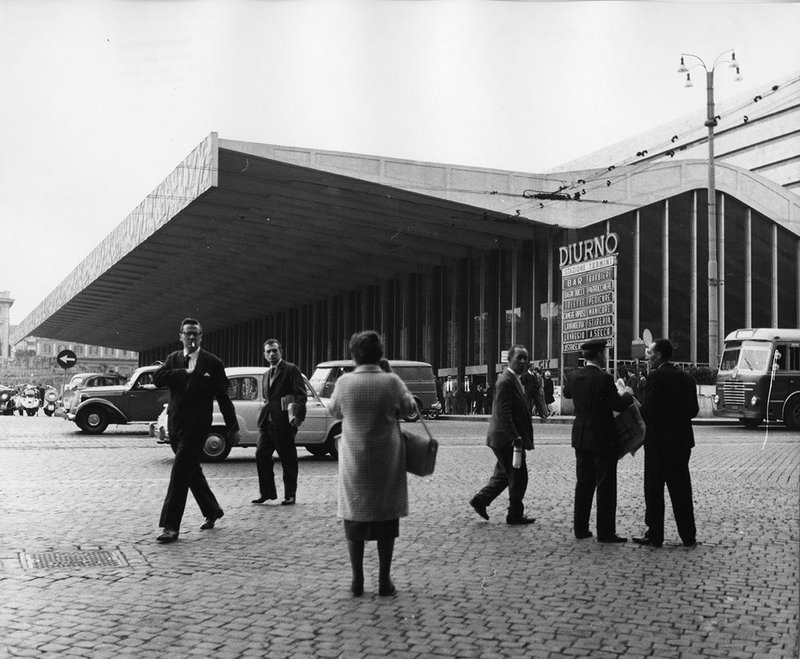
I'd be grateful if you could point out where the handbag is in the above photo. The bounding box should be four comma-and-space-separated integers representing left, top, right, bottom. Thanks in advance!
615, 399, 646, 458
399, 412, 438, 477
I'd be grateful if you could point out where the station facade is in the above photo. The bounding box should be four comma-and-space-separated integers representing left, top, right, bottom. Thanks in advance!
12, 74, 800, 388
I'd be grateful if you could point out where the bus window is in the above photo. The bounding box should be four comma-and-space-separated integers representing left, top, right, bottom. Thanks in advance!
738, 345, 770, 373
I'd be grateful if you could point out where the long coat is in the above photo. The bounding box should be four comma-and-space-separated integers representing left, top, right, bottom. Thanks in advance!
641, 362, 699, 451
563, 364, 631, 453
487, 369, 534, 450
328, 365, 416, 522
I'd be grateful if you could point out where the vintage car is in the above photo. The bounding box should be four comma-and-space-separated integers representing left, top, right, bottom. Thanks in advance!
151, 366, 340, 462
0, 385, 17, 415
61, 371, 129, 411
67, 365, 168, 434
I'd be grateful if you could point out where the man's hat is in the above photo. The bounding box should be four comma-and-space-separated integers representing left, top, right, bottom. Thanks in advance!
580, 338, 607, 352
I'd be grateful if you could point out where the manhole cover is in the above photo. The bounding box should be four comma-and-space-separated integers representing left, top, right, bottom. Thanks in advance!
21, 549, 129, 570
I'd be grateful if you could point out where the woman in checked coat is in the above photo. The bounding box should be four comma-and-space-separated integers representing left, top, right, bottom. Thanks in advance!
328, 330, 416, 597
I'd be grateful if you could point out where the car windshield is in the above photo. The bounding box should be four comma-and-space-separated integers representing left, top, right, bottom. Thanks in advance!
720, 341, 771, 374
309, 368, 332, 397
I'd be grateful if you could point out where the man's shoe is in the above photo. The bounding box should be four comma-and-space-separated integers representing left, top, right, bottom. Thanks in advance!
156, 528, 179, 543
597, 534, 628, 543
506, 516, 536, 525
682, 540, 697, 548
200, 509, 224, 530
378, 581, 397, 597
252, 496, 277, 504
469, 497, 489, 521
281, 497, 296, 506
632, 536, 662, 548
575, 530, 593, 540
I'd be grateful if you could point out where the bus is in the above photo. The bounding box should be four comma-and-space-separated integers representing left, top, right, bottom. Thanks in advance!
713, 328, 800, 430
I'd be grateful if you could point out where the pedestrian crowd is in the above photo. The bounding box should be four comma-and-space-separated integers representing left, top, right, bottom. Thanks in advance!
152, 318, 699, 597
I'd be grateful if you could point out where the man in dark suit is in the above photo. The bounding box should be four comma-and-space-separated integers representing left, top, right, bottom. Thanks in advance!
563, 338, 633, 543
252, 339, 307, 506
521, 364, 547, 417
154, 318, 240, 543
469, 345, 546, 525
633, 338, 699, 548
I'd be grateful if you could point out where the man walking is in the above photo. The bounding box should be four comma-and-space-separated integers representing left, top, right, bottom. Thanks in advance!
633, 338, 699, 548
563, 338, 633, 543
154, 318, 240, 543
252, 339, 307, 506
521, 364, 548, 418
469, 345, 545, 525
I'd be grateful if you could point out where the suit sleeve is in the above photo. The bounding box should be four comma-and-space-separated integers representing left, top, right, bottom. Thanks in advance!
603, 373, 633, 413
289, 365, 308, 424
152, 352, 188, 389
212, 360, 239, 432
495, 378, 521, 442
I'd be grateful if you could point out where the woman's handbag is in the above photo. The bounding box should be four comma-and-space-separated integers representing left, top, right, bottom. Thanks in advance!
399, 413, 438, 477
615, 399, 646, 458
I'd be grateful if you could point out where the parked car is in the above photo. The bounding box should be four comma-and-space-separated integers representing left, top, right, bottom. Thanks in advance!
67, 365, 167, 434
61, 371, 128, 411
309, 359, 438, 421
150, 366, 340, 462
0, 385, 16, 415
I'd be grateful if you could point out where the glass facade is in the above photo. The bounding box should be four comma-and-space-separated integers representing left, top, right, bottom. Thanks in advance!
139, 189, 799, 386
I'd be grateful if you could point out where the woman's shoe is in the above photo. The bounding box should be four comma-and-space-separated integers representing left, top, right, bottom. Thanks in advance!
350, 579, 364, 597
378, 581, 396, 597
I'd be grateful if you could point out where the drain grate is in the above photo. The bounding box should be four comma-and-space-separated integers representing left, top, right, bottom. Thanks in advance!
21, 549, 129, 570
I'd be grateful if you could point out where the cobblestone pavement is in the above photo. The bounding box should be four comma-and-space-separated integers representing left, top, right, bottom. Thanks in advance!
0, 416, 797, 658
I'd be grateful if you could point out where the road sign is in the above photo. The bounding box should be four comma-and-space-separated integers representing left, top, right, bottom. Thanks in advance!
56, 349, 78, 369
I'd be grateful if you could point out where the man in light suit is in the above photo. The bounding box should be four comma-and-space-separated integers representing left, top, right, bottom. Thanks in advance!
154, 318, 240, 543
252, 339, 307, 506
469, 345, 546, 525
563, 338, 633, 543
633, 338, 699, 548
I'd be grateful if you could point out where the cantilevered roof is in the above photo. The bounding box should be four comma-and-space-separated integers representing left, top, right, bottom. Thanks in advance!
12, 132, 800, 352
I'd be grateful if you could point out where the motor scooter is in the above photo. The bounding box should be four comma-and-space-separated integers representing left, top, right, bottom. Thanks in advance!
42, 387, 59, 416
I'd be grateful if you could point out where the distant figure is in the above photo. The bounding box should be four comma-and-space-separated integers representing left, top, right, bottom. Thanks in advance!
563, 338, 633, 543
444, 376, 456, 414
543, 371, 555, 416
633, 339, 699, 549
328, 331, 416, 597
470, 345, 543, 526
253, 339, 307, 506
153, 318, 240, 544
521, 364, 548, 418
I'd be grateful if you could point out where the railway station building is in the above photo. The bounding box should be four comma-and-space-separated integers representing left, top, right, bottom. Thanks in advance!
11, 74, 800, 387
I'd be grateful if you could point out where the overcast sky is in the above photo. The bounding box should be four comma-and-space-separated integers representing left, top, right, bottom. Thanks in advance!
1, 0, 799, 327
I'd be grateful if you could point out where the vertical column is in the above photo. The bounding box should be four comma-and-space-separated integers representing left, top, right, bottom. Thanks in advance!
633, 211, 641, 342
745, 209, 752, 327
662, 201, 669, 338
719, 194, 726, 341
480, 255, 486, 366
511, 247, 518, 346
797, 240, 800, 329
530, 231, 537, 357
0, 291, 15, 359
690, 195, 698, 363
546, 233, 553, 361
772, 224, 779, 326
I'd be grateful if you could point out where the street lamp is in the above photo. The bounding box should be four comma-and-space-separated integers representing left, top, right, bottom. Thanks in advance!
677, 50, 742, 369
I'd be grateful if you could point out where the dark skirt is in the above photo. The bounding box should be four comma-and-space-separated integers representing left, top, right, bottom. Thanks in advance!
344, 519, 399, 541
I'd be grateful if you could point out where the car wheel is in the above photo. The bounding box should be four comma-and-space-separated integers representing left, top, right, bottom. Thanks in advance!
739, 417, 761, 430
26, 409, 37, 416
76, 407, 109, 434
403, 399, 421, 423
201, 429, 231, 462
44, 408, 53, 417
784, 398, 800, 431
324, 428, 341, 459
305, 444, 328, 457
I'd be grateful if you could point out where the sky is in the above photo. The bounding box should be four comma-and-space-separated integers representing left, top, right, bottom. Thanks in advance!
1, 0, 799, 327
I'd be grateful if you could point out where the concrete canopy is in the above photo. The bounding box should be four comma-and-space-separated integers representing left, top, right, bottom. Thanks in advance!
14, 134, 555, 352
13, 133, 800, 353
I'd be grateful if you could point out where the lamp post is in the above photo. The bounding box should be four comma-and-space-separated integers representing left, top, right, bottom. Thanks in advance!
678, 50, 741, 368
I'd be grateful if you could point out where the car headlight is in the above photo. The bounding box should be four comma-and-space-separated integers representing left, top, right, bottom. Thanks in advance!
713, 394, 720, 405
750, 395, 759, 407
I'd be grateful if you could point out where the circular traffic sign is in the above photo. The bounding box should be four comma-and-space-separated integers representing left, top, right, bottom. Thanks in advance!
56, 349, 78, 369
